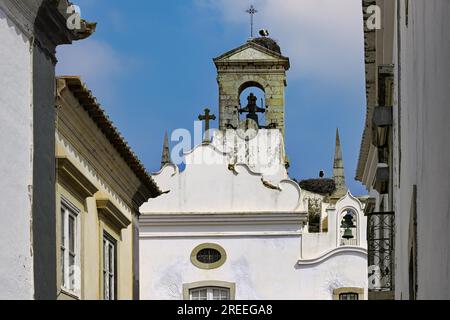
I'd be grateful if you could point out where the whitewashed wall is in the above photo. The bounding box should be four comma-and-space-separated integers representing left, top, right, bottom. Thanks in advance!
142, 142, 304, 214
140, 234, 367, 300
0, 7, 34, 300
302, 192, 367, 258
140, 142, 368, 300
393, 0, 450, 299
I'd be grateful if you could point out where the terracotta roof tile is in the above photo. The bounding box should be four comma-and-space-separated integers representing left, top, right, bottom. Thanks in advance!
58, 76, 161, 198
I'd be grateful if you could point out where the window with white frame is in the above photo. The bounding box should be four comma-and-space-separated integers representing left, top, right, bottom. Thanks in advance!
60, 199, 80, 295
103, 232, 117, 300
189, 287, 230, 301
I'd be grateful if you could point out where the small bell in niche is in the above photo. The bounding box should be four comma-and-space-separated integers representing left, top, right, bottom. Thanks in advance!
341, 212, 356, 240
343, 227, 354, 240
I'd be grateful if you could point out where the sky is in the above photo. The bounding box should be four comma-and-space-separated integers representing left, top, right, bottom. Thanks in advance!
57, 0, 367, 196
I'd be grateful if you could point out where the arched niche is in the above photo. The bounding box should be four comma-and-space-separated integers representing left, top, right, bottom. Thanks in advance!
238, 81, 266, 97
338, 207, 360, 246
238, 81, 267, 126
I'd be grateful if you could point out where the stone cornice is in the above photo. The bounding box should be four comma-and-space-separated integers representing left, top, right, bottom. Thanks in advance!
0, 0, 39, 38
140, 212, 307, 238
140, 212, 307, 227
216, 67, 288, 74
0, 0, 96, 63
96, 198, 132, 231
214, 41, 290, 70
56, 157, 98, 200
141, 231, 303, 239
35, 0, 96, 63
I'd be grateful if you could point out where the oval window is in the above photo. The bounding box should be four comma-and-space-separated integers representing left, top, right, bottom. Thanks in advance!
191, 244, 227, 270
197, 248, 222, 264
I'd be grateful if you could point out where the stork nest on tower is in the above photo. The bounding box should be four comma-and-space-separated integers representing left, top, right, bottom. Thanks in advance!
250, 37, 282, 55
299, 179, 336, 196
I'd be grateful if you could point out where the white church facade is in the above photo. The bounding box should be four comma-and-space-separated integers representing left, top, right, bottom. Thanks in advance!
139, 37, 368, 300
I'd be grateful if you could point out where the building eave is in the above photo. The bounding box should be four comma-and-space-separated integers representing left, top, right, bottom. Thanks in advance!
57, 76, 161, 200
356, 0, 378, 182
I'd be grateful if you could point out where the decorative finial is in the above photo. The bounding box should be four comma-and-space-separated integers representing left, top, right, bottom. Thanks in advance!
161, 131, 171, 168
332, 128, 348, 200
246, 5, 258, 38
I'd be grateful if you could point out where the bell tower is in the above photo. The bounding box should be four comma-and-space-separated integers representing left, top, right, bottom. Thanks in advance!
213, 37, 290, 136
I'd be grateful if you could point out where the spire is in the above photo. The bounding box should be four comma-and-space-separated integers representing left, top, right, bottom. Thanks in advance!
161, 131, 171, 168
332, 128, 348, 200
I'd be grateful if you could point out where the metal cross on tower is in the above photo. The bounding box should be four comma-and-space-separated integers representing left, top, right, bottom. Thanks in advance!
198, 108, 216, 142
246, 5, 258, 38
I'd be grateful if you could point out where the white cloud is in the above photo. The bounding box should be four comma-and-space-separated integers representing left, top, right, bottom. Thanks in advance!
197, 0, 365, 84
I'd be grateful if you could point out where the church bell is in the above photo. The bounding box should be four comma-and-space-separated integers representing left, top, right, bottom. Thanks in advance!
343, 228, 354, 240
341, 212, 356, 229
341, 212, 356, 240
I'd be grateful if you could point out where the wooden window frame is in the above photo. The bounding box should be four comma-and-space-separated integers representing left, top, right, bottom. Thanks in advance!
60, 198, 81, 298
103, 232, 117, 300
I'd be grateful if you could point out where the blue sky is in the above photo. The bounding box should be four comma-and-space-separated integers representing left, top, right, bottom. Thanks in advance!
57, 0, 367, 195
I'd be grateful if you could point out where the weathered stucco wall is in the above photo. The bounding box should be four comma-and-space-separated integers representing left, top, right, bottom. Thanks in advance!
139, 235, 367, 300
0, 7, 34, 300
393, 0, 450, 299
140, 140, 367, 300
142, 142, 304, 214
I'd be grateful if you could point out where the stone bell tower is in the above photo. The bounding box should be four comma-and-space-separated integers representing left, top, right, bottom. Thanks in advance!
213, 37, 290, 137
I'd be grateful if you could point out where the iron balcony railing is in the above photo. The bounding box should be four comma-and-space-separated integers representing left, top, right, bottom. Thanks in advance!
367, 211, 395, 294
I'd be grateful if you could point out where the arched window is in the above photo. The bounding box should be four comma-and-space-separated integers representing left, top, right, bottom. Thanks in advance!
340, 209, 358, 246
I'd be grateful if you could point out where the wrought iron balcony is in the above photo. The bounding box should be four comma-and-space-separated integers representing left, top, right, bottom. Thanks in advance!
366, 210, 395, 298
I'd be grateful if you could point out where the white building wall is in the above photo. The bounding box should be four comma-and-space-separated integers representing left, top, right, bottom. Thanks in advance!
140, 235, 367, 300
0, 7, 34, 300
393, 0, 450, 299
140, 142, 368, 300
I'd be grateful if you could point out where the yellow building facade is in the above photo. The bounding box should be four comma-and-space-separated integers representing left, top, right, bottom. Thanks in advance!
55, 76, 160, 300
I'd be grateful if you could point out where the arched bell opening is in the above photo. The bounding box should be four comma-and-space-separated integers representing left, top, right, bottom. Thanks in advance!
238, 81, 267, 127
339, 209, 358, 246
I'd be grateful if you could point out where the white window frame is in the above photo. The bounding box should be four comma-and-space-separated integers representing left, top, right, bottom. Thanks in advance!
60, 198, 81, 297
103, 232, 117, 300
189, 287, 230, 301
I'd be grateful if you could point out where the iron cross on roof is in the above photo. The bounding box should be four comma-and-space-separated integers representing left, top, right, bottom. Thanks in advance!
198, 108, 216, 142
246, 5, 258, 38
